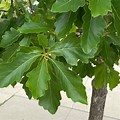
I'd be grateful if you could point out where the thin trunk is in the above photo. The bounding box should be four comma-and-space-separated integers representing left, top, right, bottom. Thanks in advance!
88, 80, 108, 120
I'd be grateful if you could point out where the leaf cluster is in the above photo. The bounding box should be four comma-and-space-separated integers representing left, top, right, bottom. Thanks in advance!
0, 0, 120, 114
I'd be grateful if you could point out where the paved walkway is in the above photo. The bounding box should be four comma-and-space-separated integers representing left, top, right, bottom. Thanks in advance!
0, 64, 120, 120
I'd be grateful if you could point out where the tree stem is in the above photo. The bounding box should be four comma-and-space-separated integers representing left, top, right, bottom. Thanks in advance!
28, 0, 34, 14
88, 80, 108, 120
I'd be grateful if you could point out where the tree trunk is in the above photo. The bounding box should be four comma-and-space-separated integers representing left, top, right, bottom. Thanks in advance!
88, 80, 108, 120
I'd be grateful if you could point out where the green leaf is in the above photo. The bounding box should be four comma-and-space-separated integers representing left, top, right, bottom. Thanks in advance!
51, 0, 85, 12
101, 40, 118, 66
18, 22, 48, 34
49, 33, 96, 66
50, 59, 87, 104
112, 0, 120, 36
94, 63, 120, 90
26, 59, 50, 99
0, 50, 41, 87
19, 36, 30, 47
39, 77, 61, 114
89, 0, 111, 17
94, 63, 108, 89
20, 75, 32, 99
0, 28, 21, 48
2, 43, 19, 62
19, 46, 43, 54
108, 35, 120, 47
81, 7, 106, 54
108, 67, 120, 90
37, 34, 48, 47
73, 61, 94, 78
55, 12, 75, 37
0, 20, 10, 38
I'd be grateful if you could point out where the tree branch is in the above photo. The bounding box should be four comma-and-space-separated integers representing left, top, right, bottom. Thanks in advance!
11, 0, 14, 7
28, 0, 34, 14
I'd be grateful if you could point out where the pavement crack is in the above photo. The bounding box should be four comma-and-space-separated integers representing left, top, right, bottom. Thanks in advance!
0, 94, 15, 106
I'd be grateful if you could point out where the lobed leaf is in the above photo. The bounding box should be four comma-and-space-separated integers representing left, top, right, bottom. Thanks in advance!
81, 7, 106, 54
18, 22, 48, 34
94, 63, 108, 89
39, 75, 61, 114
37, 34, 48, 47
108, 35, 120, 47
108, 67, 120, 90
0, 28, 21, 48
73, 61, 94, 78
101, 40, 118, 66
55, 12, 75, 37
19, 36, 30, 47
50, 59, 87, 104
2, 43, 19, 62
20, 76, 32, 99
0, 50, 41, 87
89, 0, 111, 17
51, 0, 85, 12
94, 63, 120, 90
26, 59, 51, 99
49, 33, 96, 65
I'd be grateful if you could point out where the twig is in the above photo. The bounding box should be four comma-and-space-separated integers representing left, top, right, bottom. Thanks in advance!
11, 0, 14, 7
28, 0, 34, 14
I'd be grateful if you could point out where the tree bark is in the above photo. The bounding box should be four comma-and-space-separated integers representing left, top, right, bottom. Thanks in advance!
88, 80, 108, 120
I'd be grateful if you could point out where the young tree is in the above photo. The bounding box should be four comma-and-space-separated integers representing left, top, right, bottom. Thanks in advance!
0, 0, 120, 120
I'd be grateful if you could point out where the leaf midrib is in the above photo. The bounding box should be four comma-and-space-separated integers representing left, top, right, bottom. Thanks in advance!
3, 54, 40, 84
50, 59, 80, 96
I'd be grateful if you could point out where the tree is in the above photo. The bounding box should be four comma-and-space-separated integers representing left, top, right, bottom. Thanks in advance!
0, 0, 120, 119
